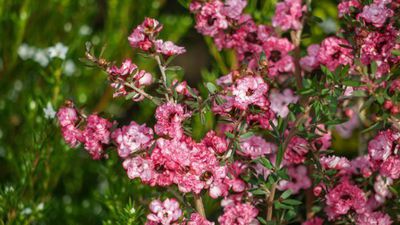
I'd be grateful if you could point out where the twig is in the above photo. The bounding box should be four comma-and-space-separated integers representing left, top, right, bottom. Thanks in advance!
155, 54, 170, 101
194, 194, 206, 218
266, 183, 277, 221
124, 82, 159, 105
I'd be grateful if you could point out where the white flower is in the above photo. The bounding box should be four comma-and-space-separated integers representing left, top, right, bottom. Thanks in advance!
34, 50, 49, 67
18, 43, 36, 60
43, 102, 56, 119
48, 43, 68, 60
63, 60, 76, 76
79, 25, 92, 36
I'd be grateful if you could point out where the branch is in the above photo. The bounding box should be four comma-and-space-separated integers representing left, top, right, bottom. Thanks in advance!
194, 194, 206, 218
124, 82, 160, 105
266, 183, 277, 221
155, 54, 171, 101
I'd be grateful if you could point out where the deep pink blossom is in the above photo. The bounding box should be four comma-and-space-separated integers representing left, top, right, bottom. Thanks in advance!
272, 0, 305, 31
263, 37, 295, 77
380, 156, 400, 179
218, 202, 259, 225
338, 0, 361, 17
187, 213, 215, 225
146, 198, 182, 225
284, 136, 309, 165
202, 131, 229, 154
154, 103, 191, 139
123, 156, 155, 183
112, 121, 154, 158
349, 156, 373, 178
194, 1, 228, 36
302, 217, 324, 225
325, 181, 367, 220
231, 75, 269, 110
357, 211, 393, 225
129, 18, 162, 51
317, 37, 353, 71
81, 114, 113, 160
57, 106, 79, 127
278, 165, 311, 194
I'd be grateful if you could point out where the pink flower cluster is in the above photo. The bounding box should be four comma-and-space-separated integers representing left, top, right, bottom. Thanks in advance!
57, 105, 113, 159
190, 0, 296, 77
128, 18, 186, 56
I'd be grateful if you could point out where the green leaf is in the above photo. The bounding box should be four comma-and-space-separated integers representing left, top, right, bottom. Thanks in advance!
250, 189, 266, 195
351, 90, 367, 97
225, 132, 235, 139
370, 61, 377, 77
392, 49, 400, 56
206, 82, 217, 94
281, 190, 292, 199
240, 132, 254, 139
282, 199, 302, 205
256, 157, 274, 170
274, 201, 294, 210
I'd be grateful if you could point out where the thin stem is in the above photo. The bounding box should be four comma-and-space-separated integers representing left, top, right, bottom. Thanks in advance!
124, 82, 159, 105
155, 54, 170, 101
194, 194, 206, 218
266, 183, 277, 221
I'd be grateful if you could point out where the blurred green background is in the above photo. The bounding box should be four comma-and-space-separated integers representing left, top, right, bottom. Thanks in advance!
0, 0, 344, 224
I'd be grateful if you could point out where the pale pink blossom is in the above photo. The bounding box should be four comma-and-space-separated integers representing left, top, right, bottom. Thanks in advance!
112, 121, 154, 158
194, 1, 228, 36
187, 213, 215, 225
320, 155, 351, 170
263, 37, 295, 77
380, 156, 400, 179
146, 198, 182, 225
338, 0, 361, 17
358, 3, 393, 28
231, 76, 269, 110
356, 211, 393, 225
300, 44, 320, 72
374, 175, 393, 203
218, 202, 259, 225
278, 165, 311, 194
81, 114, 113, 160
222, 0, 247, 19
154, 40, 186, 56
239, 136, 276, 159
269, 88, 299, 118
154, 103, 191, 139
284, 136, 309, 165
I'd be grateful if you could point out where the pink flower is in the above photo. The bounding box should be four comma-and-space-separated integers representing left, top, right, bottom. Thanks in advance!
320, 155, 351, 170
231, 76, 269, 110
202, 131, 229, 154
356, 211, 393, 225
57, 106, 79, 127
112, 121, 154, 158
284, 136, 308, 165
154, 103, 191, 139
358, 3, 393, 28
272, 0, 305, 31
81, 114, 113, 160
317, 37, 353, 71
129, 18, 162, 51
194, 1, 228, 36
368, 129, 397, 166
218, 202, 259, 225
374, 175, 393, 203
263, 37, 295, 77
278, 165, 311, 194
349, 156, 373, 178
154, 40, 186, 56
338, 0, 361, 17
107, 59, 137, 76
123, 156, 155, 183
269, 88, 299, 118
146, 198, 182, 225
239, 136, 276, 159
58, 106, 82, 148
302, 217, 324, 225
187, 213, 215, 225
325, 181, 367, 220
380, 156, 400, 179
300, 44, 321, 72
335, 108, 360, 138
222, 0, 247, 19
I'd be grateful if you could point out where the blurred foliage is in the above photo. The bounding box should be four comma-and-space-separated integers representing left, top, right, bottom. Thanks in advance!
0, 0, 348, 224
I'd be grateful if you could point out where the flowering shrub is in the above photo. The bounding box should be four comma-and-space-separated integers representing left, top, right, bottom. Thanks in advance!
56, 0, 400, 224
